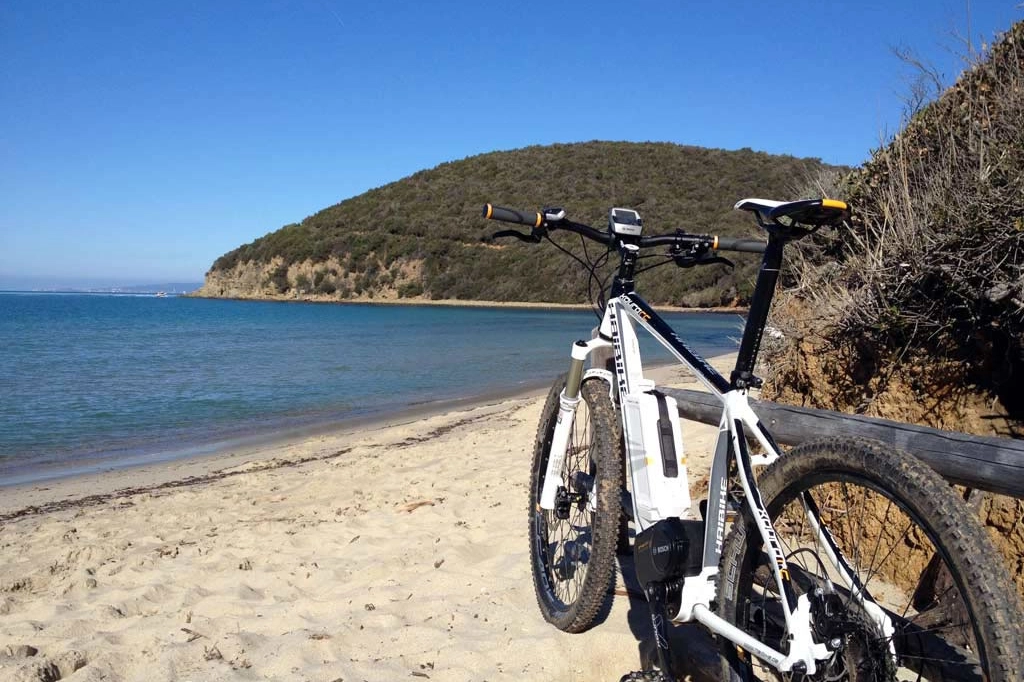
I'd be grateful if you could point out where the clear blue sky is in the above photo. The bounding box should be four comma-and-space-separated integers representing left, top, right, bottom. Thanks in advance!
2, 1, 1021, 288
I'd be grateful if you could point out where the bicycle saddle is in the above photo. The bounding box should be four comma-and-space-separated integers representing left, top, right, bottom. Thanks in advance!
734, 197, 848, 230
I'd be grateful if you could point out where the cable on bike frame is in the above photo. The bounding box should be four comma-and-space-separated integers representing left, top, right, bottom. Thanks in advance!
482, 203, 768, 317
482, 203, 767, 255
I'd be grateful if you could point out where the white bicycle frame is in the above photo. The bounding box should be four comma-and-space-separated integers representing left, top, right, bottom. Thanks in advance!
537, 291, 894, 676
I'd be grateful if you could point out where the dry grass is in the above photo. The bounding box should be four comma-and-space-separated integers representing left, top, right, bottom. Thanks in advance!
765, 20, 1024, 426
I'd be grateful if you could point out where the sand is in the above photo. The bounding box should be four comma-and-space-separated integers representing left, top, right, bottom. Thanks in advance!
0, 356, 736, 682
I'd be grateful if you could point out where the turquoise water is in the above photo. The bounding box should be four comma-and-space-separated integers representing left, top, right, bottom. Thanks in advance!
0, 293, 741, 484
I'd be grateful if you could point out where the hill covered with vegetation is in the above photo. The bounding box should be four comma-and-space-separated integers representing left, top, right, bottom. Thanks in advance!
197, 142, 842, 307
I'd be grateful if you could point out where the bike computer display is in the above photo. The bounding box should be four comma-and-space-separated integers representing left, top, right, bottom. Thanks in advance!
609, 208, 642, 236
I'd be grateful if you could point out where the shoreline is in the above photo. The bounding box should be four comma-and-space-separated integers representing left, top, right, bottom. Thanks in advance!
0, 387, 549, 522
0, 377, 557, 498
4, 290, 749, 315
0, 354, 734, 518
187, 291, 750, 315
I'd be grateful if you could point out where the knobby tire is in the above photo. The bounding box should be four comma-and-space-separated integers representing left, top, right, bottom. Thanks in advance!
529, 375, 623, 633
716, 437, 1022, 682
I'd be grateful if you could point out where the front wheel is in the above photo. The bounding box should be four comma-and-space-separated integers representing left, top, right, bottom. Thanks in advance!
529, 375, 623, 633
716, 437, 1022, 681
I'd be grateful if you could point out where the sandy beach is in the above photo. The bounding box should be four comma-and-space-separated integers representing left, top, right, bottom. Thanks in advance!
0, 356, 735, 682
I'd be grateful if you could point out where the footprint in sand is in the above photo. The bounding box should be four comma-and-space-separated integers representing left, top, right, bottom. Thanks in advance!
3, 648, 87, 681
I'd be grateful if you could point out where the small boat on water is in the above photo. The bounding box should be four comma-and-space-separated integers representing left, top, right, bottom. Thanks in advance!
155, 291, 167, 298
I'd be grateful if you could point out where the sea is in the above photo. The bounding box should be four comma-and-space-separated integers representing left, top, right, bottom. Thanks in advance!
0, 292, 742, 486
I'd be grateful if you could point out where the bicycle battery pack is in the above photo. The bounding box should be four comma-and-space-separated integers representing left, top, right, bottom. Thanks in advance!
622, 384, 691, 529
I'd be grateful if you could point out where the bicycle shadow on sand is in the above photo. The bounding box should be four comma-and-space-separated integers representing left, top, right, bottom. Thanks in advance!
614, 552, 720, 682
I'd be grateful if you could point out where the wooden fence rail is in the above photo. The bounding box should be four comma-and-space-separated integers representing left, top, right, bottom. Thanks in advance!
661, 388, 1024, 499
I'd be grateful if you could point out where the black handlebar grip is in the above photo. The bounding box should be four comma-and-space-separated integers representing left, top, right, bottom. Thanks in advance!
714, 237, 767, 254
482, 204, 543, 228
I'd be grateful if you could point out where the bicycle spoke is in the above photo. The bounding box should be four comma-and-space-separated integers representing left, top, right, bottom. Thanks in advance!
724, 460, 1010, 681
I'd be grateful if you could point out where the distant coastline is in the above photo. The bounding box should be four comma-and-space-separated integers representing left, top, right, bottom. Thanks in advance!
186, 291, 749, 315
1, 289, 187, 297
1, 282, 202, 295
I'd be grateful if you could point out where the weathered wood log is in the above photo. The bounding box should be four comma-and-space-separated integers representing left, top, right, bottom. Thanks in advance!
662, 388, 1024, 499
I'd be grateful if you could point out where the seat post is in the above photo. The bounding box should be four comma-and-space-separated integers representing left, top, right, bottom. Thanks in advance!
730, 234, 786, 390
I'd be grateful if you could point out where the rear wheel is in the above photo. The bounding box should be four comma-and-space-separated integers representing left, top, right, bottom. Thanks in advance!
529, 375, 623, 632
717, 437, 1022, 681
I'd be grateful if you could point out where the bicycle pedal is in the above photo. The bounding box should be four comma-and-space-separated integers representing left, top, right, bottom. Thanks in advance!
618, 670, 671, 682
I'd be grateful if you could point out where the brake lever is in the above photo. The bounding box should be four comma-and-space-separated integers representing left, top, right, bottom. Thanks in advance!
491, 229, 542, 243
672, 253, 734, 269
699, 255, 734, 269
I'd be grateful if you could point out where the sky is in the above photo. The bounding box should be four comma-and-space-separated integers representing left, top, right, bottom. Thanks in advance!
1, 1, 1021, 288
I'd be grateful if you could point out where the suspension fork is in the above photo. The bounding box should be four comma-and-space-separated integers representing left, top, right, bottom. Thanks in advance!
539, 339, 602, 510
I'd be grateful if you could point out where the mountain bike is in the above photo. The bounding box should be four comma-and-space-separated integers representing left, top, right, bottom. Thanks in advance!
482, 199, 1022, 681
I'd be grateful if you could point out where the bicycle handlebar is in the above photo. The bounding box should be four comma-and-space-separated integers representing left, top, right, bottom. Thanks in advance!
482, 203, 767, 255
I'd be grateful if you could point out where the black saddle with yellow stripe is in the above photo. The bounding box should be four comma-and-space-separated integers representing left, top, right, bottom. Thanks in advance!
734, 197, 848, 237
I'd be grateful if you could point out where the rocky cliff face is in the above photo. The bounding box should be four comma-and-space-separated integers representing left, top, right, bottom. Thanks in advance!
195, 260, 281, 300
194, 256, 425, 302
